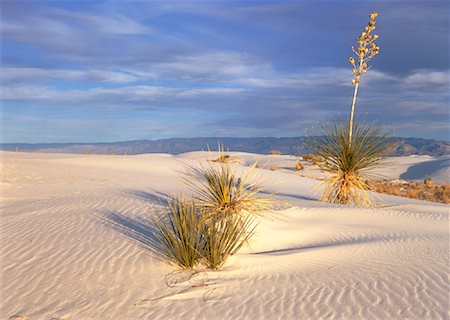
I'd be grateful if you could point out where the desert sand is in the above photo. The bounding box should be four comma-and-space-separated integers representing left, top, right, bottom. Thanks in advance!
1, 151, 449, 319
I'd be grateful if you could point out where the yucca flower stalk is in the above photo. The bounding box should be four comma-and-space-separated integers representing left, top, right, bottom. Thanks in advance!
348, 11, 380, 146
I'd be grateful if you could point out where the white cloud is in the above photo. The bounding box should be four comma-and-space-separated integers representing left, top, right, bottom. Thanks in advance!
148, 52, 273, 80
404, 70, 449, 86
87, 14, 150, 35
0, 84, 250, 104
1, 67, 141, 84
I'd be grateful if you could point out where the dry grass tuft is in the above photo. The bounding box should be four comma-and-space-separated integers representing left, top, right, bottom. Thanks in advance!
302, 154, 322, 165
212, 154, 240, 164
295, 161, 304, 171
270, 150, 281, 155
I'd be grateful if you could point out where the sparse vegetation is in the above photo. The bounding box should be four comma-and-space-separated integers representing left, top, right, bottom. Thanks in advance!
370, 178, 450, 204
270, 150, 281, 155
270, 165, 279, 171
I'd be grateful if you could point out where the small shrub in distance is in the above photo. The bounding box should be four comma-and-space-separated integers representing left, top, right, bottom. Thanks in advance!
295, 161, 304, 171
214, 153, 231, 163
270, 150, 281, 155
302, 154, 322, 165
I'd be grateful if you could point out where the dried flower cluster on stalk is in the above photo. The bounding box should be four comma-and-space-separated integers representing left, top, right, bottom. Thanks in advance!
348, 12, 380, 85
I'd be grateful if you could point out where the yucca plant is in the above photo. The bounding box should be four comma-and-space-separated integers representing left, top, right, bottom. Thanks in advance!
155, 146, 274, 271
202, 214, 257, 270
307, 12, 386, 207
154, 196, 205, 269
184, 151, 274, 218
308, 119, 387, 206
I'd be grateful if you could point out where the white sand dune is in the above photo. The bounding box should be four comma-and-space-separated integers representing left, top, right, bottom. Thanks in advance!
398, 155, 450, 183
1, 151, 449, 319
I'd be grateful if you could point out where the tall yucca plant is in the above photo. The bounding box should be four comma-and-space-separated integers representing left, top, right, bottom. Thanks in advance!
307, 119, 387, 206
184, 149, 274, 218
308, 12, 386, 206
154, 197, 205, 269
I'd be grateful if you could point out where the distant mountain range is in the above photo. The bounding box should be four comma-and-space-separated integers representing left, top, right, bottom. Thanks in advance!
1, 137, 449, 157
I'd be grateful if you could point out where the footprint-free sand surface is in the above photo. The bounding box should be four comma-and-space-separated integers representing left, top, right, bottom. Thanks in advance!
1, 151, 449, 319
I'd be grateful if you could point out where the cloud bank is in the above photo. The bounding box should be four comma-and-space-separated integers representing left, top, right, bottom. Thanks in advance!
1, 1, 448, 142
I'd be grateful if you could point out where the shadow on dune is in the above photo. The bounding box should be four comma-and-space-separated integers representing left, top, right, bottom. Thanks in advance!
400, 156, 449, 181
98, 210, 165, 260
123, 189, 169, 204
259, 190, 317, 202
252, 233, 408, 256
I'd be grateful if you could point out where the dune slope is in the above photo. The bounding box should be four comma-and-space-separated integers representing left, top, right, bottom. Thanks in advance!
1, 152, 449, 319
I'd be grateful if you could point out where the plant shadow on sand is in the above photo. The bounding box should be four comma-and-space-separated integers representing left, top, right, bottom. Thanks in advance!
122, 189, 169, 205
252, 232, 409, 256
98, 210, 223, 305
98, 210, 166, 260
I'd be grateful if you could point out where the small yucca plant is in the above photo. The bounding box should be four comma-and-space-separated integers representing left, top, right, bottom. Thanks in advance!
184, 151, 274, 218
308, 119, 387, 206
155, 147, 274, 271
154, 196, 205, 269
202, 214, 256, 270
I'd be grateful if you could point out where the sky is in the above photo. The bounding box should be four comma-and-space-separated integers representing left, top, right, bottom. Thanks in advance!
1, 0, 449, 143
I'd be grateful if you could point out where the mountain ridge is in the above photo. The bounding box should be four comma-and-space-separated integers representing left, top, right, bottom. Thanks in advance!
1, 137, 449, 157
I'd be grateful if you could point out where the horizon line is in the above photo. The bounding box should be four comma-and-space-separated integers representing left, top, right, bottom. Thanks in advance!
1, 135, 449, 145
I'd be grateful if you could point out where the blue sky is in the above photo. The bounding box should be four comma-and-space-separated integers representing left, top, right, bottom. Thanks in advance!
1, 0, 449, 143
